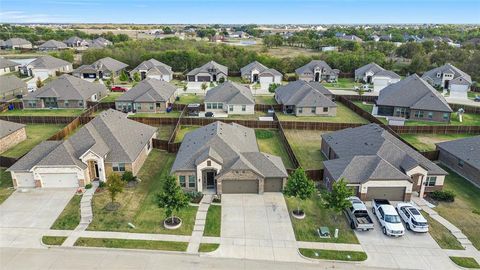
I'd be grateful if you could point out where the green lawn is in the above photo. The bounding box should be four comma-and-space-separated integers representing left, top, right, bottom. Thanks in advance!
404, 112, 480, 126
129, 111, 182, 118
276, 103, 368, 124
50, 195, 81, 230
284, 130, 325, 170
322, 78, 358, 89
175, 125, 200, 143
255, 129, 294, 169
1, 124, 65, 158
74, 237, 188, 252
203, 205, 221, 237
0, 109, 83, 116
467, 91, 478, 100
157, 125, 175, 140
450, 257, 480, 269
434, 167, 480, 250
88, 150, 198, 235
353, 101, 374, 114
0, 168, 14, 204
100, 92, 123, 103
176, 94, 204, 104
299, 248, 367, 261
199, 243, 220, 253
226, 111, 269, 120
285, 195, 359, 244
400, 134, 475, 151
171, 79, 187, 88
254, 95, 277, 105
422, 211, 464, 250
42, 236, 67, 246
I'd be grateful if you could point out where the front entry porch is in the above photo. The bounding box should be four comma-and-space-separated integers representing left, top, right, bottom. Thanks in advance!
202, 169, 217, 194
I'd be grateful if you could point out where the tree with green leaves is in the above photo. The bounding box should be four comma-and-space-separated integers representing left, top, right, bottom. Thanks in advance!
201, 82, 208, 94
119, 70, 129, 82
156, 176, 190, 227
107, 173, 124, 204
268, 83, 280, 93
132, 72, 141, 82
322, 178, 354, 221
283, 168, 316, 217
36, 77, 43, 88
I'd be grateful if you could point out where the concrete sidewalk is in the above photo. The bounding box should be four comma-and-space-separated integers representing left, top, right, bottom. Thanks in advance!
187, 194, 213, 253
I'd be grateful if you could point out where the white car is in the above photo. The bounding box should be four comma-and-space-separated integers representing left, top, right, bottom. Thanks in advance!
372, 199, 405, 237
396, 203, 429, 233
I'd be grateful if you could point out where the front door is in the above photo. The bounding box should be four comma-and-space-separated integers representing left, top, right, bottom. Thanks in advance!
253, 74, 259, 82
94, 163, 99, 178
314, 72, 320, 82
206, 171, 215, 189
141, 72, 146, 80
212, 74, 217, 82
444, 80, 450, 89
99, 71, 103, 79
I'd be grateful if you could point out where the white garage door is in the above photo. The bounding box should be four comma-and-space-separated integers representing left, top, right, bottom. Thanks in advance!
33, 71, 50, 81
15, 173, 35, 188
41, 173, 78, 188
259, 76, 274, 84
373, 78, 389, 92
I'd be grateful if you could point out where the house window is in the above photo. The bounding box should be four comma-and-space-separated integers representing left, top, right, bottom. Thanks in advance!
188, 175, 195, 188
212, 103, 218, 109
323, 107, 328, 112
137, 104, 141, 110
147, 140, 151, 150
207, 103, 212, 109
458, 159, 464, 167
112, 163, 125, 172
428, 112, 433, 119
207, 160, 211, 166
298, 108, 303, 114
218, 103, 223, 109
179, 176, 186, 187
311, 107, 316, 113
64, 101, 69, 107
229, 105, 233, 112
242, 105, 246, 111
79, 101, 83, 107
414, 110, 424, 118
443, 113, 449, 120
425, 176, 437, 187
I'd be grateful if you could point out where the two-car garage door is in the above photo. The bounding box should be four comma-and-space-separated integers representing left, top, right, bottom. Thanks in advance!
222, 178, 284, 194
366, 187, 406, 201
41, 173, 78, 188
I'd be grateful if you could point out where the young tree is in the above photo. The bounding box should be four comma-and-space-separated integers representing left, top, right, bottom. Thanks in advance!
36, 77, 43, 88
322, 178, 354, 221
201, 82, 208, 94
132, 72, 141, 82
156, 176, 189, 226
268, 83, 280, 93
283, 168, 316, 216
119, 70, 129, 82
107, 173, 124, 204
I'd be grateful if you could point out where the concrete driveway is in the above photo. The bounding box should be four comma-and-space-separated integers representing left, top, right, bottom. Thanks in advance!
211, 193, 302, 262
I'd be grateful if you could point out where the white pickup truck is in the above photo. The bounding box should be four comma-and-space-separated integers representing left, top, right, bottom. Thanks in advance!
396, 203, 429, 233
372, 199, 405, 237
345, 196, 374, 231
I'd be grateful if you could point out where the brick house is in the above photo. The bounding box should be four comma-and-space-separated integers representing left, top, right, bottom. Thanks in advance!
0, 120, 27, 154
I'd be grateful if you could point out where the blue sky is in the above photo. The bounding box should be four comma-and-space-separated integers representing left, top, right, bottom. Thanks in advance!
1, 0, 479, 24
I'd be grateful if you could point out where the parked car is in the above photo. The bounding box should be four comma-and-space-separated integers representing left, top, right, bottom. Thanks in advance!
396, 203, 429, 233
345, 196, 374, 231
372, 199, 405, 237
111, 86, 127, 92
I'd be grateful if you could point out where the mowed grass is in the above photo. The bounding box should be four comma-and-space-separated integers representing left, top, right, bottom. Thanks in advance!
276, 103, 368, 124
42, 236, 67, 246
400, 133, 475, 151
422, 210, 464, 250
100, 92, 124, 103
285, 195, 359, 244
177, 94, 204, 104
74, 237, 188, 252
199, 243, 220, 253
0, 109, 83, 116
450, 257, 480, 269
255, 129, 294, 169
322, 78, 358, 89
0, 168, 14, 204
129, 111, 182, 118
353, 101, 374, 114
299, 248, 367, 261
1, 124, 65, 158
284, 129, 325, 170
405, 112, 480, 126
88, 150, 198, 235
226, 111, 269, 120
175, 125, 200, 143
434, 167, 480, 250
203, 205, 221, 237
157, 125, 175, 140
255, 95, 277, 105
50, 195, 81, 230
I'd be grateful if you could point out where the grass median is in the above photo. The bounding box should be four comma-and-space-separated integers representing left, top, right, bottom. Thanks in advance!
74, 237, 188, 252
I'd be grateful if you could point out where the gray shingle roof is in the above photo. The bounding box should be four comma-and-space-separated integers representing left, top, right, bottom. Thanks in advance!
374, 70, 401, 79
0, 58, 20, 69
422, 63, 472, 86
0, 119, 25, 138
64, 36, 84, 45
376, 74, 452, 112
240, 61, 282, 77
275, 80, 336, 108
5, 38, 31, 47
116, 78, 176, 103
295, 60, 337, 76
75, 57, 128, 74
131, 59, 173, 76
187, 61, 228, 76
28, 55, 71, 69
0, 75, 27, 95
355, 63, 384, 77
436, 136, 480, 170
205, 81, 254, 105
38, 40, 68, 50
8, 141, 62, 171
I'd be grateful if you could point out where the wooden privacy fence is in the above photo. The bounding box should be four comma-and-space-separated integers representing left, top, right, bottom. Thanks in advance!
391, 125, 480, 135
180, 117, 279, 129
274, 113, 300, 169
0, 115, 77, 124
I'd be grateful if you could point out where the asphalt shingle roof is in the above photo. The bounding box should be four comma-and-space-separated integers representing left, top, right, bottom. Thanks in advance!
0, 58, 20, 69
240, 61, 282, 77
422, 63, 472, 85
275, 80, 336, 108
0, 75, 27, 95
116, 78, 176, 103
38, 40, 68, 49
131, 59, 173, 76
436, 136, 480, 170
187, 61, 228, 76
295, 60, 337, 76
205, 81, 254, 105
0, 119, 25, 139
5, 38, 31, 47
28, 55, 71, 69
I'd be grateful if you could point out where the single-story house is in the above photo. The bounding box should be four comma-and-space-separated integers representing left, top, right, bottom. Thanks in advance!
4, 38, 32, 49
88, 37, 112, 48
274, 80, 337, 116
338, 34, 363, 42
322, 124, 448, 201
23, 55, 73, 81
0, 75, 27, 101
115, 78, 177, 113
295, 60, 339, 82
436, 136, 480, 187
0, 120, 26, 154
8, 109, 157, 188
205, 82, 255, 115
240, 61, 282, 84
229, 31, 249, 38
0, 40, 6, 49
187, 61, 228, 82
0, 58, 21, 75
64, 36, 90, 48
422, 63, 472, 99
130, 59, 173, 81
171, 121, 288, 194
38, 40, 68, 51
73, 57, 128, 80
23, 74, 108, 109
355, 63, 401, 92
376, 74, 453, 123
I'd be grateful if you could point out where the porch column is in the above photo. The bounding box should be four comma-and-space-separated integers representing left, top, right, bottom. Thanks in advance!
418, 174, 426, 198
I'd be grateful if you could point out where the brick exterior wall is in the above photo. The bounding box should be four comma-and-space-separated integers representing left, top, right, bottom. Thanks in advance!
0, 127, 26, 153
438, 149, 480, 187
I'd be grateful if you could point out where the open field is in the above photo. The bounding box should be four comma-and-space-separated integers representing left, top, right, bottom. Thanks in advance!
284, 129, 325, 170
255, 129, 294, 169
277, 103, 368, 124
400, 133, 475, 151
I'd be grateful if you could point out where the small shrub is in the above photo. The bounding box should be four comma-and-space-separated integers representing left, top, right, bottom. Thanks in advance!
121, 171, 136, 182
268, 83, 280, 93
85, 183, 93, 189
283, 73, 298, 82
99, 181, 106, 188
472, 209, 480, 215
430, 190, 455, 202
212, 195, 221, 203
185, 191, 203, 203
218, 77, 225, 83
255, 129, 274, 139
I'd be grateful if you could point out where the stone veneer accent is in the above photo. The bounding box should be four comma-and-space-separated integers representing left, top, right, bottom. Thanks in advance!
0, 127, 26, 153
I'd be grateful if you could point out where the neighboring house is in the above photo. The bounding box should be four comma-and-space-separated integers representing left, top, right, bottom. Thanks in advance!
295, 60, 339, 82
355, 63, 401, 92
4, 38, 32, 49
64, 36, 90, 48
229, 31, 249, 38
322, 124, 448, 201
436, 136, 480, 187
205, 82, 255, 115
73, 57, 128, 80
274, 80, 337, 116
38, 40, 68, 51
422, 63, 472, 99
376, 74, 452, 123
240, 61, 282, 84
115, 78, 177, 113
0, 75, 28, 101
187, 61, 228, 82
23, 55, 73, 81
171, 121, 288, 194
130, 59, 173, 81
89, 37, 113, 48
0, 120, 26, 154
8, 109, 157, 188
338, 34, 363, 42
0, 58, 21, 75
0, 40, 6, 49
23, 74, 108, 109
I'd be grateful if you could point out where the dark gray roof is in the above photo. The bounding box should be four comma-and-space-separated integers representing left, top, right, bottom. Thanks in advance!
8, 141, 62, 171
355, 63, 384, 77
295, 60, 337, 76
64, 36, 85, 45
131, 59, 173, 76
0, 75, 27, 95
5, 38, 31, 47
38, 40, 67, 49
437, 136, 480, 170
374, 70, 401, 79
116, 78, 176, 103
75, 57, 128, 74
205, 81, 254, 105
171, 122, 287, 178
322, 124, 447, 179
422, 63, 472, 85
240, 61, 282, 77
0, 119, 25, 138
24, 74, 107, 101
377, 74, 452, 112
0, 58, 20, 69
275, 80, 336, 108
187, 61, 228, 76
28, 55, 71, 69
